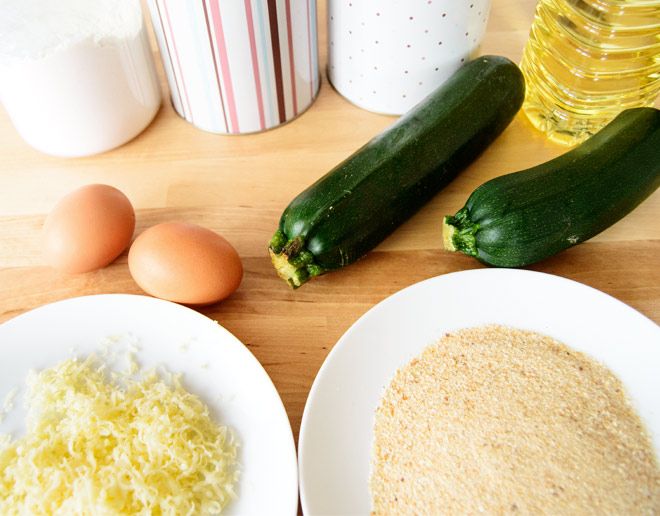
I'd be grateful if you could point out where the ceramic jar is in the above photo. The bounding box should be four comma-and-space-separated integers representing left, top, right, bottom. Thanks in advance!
0, 0, 161, 157
327, 0, 491, 115
147, 0, 320, 134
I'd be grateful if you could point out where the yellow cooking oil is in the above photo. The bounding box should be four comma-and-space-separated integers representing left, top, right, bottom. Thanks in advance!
520, 0, 660, 146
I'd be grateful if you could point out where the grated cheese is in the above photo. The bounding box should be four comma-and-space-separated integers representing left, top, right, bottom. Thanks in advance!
0, 388, 18, 424
0, 356, 238, 515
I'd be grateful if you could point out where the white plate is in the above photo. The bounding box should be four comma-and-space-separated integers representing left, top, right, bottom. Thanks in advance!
0, 294, 298, 516
298, 269, 660, 515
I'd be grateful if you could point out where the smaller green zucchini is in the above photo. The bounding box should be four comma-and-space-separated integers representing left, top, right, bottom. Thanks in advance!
443, 107, 660, 267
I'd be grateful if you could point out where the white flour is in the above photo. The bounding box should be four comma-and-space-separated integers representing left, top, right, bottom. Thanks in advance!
0, 0, 161, 157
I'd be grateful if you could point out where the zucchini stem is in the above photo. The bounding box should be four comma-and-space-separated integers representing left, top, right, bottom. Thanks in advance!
442, 209, 480, 257
268, 230, 326, 288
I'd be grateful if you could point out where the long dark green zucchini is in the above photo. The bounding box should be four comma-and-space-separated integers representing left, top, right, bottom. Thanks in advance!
269, 55, 525, 287
443, 107, 660, 267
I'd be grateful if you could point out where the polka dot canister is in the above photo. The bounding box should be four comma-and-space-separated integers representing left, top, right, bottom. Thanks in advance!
327, 0, 491, 115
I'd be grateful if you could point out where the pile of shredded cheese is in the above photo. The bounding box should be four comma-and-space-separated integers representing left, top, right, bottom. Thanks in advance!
0, 356, 238, 515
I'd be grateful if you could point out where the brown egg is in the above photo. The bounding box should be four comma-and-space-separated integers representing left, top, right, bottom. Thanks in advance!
43, 184, 135, 273
128, 222, 243, 305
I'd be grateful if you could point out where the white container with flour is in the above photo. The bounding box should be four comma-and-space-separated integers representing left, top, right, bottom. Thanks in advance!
0, 0, 161, 157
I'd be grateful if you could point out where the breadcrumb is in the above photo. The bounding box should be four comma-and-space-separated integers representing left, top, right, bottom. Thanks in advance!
370, 325, 659, 514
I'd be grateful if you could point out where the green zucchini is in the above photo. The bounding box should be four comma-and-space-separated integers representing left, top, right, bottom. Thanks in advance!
269, 55, 525, 287
443, 107, 660, 267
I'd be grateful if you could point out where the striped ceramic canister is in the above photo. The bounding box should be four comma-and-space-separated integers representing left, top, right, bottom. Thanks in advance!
147, 0, 319, 134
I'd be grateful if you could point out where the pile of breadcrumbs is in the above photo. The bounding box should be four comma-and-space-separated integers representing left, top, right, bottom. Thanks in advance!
370, 325, 659, 514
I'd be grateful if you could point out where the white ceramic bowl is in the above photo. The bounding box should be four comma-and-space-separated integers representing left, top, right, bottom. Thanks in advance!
0, 294, 298, 515
298, 269, 660, 514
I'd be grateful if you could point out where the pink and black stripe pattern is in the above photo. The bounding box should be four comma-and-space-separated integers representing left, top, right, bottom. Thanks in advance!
148, 0, 319, 134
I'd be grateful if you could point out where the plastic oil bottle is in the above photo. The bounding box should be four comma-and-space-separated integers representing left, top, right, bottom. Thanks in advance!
520, 0, 660, 146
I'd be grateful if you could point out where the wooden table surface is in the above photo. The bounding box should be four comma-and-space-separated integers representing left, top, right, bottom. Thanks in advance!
0, 0, 658, 442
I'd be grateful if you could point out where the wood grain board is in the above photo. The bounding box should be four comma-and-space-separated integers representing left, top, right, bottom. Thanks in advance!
0, 0, 658, 441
